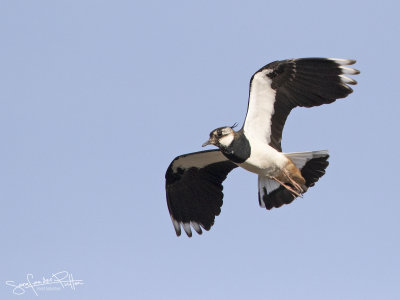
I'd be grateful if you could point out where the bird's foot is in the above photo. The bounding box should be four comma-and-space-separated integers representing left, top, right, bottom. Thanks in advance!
272, 176, 303, 198
282, 170, 305, 194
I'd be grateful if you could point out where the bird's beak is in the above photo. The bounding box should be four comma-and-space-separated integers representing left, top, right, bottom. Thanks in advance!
202, 139, 212, 147
201, 138, 215, 147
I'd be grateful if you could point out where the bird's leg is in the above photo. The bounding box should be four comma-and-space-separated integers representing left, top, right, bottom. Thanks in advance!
271, 176, 302, 198
282, 169, 305, 194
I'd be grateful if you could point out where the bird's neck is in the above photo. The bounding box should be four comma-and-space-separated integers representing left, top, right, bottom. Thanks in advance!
220, 132, 251, 164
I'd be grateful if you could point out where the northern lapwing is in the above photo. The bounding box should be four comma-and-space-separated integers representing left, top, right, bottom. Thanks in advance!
165, 58, 359, 237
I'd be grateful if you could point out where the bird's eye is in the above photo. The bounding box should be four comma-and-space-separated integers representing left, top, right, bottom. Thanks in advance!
216, 130, 222, 137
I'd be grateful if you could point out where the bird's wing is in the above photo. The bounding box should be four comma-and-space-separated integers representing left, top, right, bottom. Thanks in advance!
165, 149, 238, 237
243, 58, 359, 151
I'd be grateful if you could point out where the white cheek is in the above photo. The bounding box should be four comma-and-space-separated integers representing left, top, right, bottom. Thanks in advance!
219, 134, 234, 147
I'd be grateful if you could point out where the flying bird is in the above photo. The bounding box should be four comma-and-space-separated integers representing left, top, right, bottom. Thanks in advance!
165, 57, 359, 237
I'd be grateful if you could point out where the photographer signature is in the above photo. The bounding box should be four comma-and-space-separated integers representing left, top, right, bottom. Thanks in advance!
5, 271, 84, 296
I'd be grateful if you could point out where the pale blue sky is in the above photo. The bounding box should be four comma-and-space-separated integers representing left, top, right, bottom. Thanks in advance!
1, 0, 400, 299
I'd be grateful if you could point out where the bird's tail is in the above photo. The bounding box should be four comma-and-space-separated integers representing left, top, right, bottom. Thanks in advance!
258, 150, 329, 210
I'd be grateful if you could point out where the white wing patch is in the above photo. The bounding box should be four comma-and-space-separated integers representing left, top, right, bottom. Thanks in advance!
243, 69, 277, 144
171, 150, 228, 172
191, 222, 202, 235
339, 75, 357, 85
182, 222, 192, 237
171, 217, 181, 236
339, 66, 360, 75
328, 58, 356, 65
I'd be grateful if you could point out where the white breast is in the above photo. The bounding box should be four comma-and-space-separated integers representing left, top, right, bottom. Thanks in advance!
238, 133, 288, 177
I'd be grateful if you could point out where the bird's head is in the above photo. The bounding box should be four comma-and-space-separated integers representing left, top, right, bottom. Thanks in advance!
202, 123, 238, 148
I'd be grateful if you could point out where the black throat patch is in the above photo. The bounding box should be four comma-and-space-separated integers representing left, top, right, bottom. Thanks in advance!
220, 132, 251, 164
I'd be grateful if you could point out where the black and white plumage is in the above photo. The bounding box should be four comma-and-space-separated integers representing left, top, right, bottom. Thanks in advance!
165, 58, 359, 237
